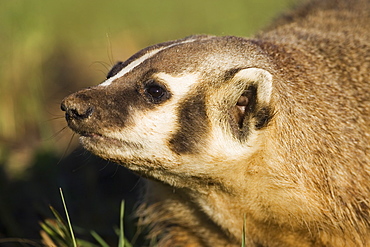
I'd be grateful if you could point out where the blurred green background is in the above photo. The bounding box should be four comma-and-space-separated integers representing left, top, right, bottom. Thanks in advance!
0, 0, 293, 246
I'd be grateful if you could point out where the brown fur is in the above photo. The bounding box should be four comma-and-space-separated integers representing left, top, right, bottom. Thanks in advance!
62, 0, 370, 246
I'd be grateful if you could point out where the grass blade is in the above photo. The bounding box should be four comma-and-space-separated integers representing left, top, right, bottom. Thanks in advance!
59, 187, 77, 247
90, 230, 110, 247
117, 200, 133, 247
118, 200, 125, 247
40, 221, 69, 247
241, 214, 246, 247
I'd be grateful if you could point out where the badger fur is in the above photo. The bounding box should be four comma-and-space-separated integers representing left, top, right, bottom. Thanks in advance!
61, 0, 370, 246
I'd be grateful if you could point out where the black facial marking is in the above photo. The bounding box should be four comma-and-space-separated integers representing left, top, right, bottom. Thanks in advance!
107, 61, 125, 79
255, 106, 273, 129
242, 85, 257, 115
169, 93, 209, 154
61, 80, 160, 137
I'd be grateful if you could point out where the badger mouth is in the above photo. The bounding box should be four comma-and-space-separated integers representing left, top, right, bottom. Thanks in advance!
79, 131, 143, 151
78, 131, 161, 174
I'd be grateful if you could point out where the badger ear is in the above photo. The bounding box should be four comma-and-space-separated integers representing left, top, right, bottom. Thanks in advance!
230, 68, 273, 130
232, 68, 273, 105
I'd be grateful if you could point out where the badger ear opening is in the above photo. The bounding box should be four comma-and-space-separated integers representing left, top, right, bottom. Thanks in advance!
230, 68, 273, 131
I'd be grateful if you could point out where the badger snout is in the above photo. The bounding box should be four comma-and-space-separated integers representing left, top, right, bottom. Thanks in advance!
61, 91, 98, 135
61, 101, 94, 121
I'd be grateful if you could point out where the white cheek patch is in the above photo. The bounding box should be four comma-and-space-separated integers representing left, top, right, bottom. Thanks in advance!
104, 106, 179, 160
207, 126, 261, 161
99, 38, 198, 87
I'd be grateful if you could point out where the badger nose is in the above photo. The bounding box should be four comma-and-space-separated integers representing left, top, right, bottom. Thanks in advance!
61, 100, 94, 121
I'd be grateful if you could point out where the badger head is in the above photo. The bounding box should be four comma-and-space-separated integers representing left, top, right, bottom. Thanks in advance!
61, 35, 274, 187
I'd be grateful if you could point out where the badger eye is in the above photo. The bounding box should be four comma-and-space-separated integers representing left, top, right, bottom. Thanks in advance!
143, 79, 171, 103
143, 82, 171, 103
146, 85, 165, 99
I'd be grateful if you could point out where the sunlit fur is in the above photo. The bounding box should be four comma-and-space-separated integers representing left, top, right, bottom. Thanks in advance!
61, 0, 370, 246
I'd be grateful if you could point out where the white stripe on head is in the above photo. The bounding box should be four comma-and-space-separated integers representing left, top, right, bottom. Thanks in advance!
99, 38, 198, 87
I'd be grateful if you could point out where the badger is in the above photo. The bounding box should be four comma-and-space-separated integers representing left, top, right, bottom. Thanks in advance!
61, 0, 370, 246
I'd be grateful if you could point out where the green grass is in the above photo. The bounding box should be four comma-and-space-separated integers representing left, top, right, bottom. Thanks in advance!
41, 189, 248, 246
41, 189, 133, 247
